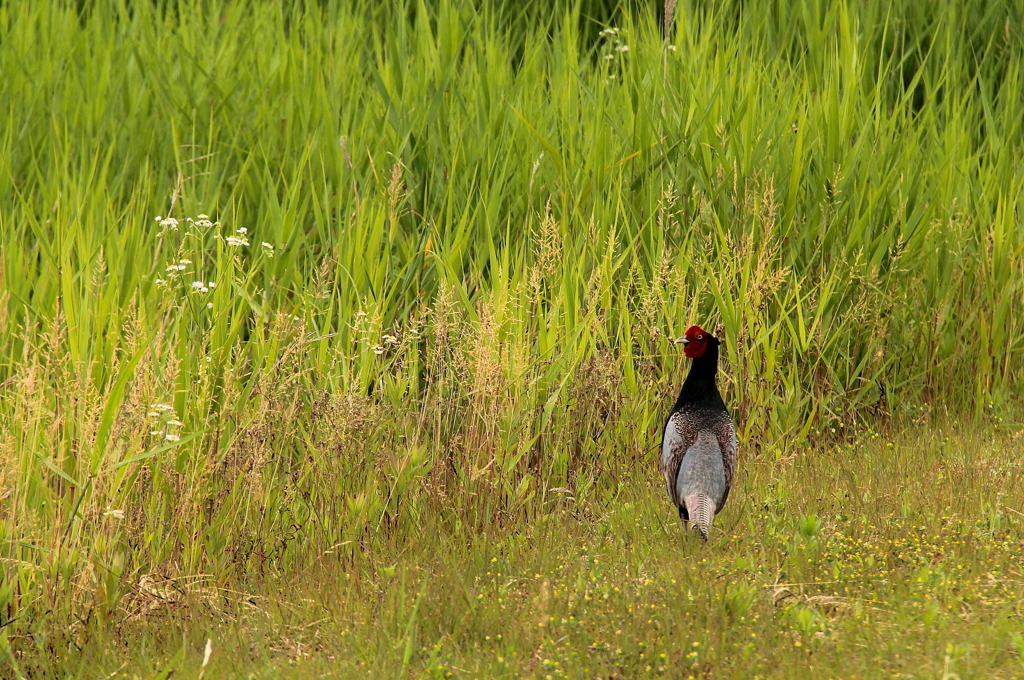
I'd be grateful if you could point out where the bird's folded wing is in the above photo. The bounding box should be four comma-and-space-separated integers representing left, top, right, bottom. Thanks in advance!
661, 412, 697, 507
716, 419, 738, 506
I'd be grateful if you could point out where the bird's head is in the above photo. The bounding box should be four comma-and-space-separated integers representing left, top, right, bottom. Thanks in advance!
674, 325, 716, 359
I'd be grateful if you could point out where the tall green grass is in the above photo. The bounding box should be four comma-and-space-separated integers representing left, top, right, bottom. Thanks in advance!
0, 0, 1022, 674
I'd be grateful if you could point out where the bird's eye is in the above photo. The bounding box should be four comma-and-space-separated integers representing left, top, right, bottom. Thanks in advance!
696, 334, 703, 340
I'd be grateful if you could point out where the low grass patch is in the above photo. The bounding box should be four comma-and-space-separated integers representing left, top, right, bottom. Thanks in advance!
20, 425, 1024, 678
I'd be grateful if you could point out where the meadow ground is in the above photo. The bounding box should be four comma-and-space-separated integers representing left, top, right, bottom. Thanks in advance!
1, 0, 1023, 677
29, 425, 1024, 679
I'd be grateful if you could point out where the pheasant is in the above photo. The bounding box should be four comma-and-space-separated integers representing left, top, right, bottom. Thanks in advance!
660, 325, 737, 540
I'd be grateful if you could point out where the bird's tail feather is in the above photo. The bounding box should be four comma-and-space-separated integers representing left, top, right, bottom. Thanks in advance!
683, 493, 715, 541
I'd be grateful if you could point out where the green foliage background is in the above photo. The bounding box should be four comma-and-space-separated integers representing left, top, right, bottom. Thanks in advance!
0, 0, 1022, 675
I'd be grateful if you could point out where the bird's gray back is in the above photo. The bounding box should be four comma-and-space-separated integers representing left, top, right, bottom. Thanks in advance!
675, 431, 727, 511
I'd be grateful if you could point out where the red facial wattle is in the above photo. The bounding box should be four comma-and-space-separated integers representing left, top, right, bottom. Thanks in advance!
682, 324, 709, 359
684, 340, 707, 359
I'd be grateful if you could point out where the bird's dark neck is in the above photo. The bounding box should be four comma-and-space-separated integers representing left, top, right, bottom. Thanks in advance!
672, 342, 723, 411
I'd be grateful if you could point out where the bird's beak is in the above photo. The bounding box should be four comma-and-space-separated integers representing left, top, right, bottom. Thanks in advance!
673, 336, 689, 345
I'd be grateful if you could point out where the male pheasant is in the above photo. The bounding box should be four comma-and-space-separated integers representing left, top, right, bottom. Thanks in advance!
660, 325, 737, 540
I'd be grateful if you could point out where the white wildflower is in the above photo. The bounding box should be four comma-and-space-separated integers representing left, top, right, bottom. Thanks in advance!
236, 227, 248, 234
616, 44, 629, 52
158, 217, 179, 229
179, 259, 192, 264
207, 302, 214, 309
191, 281, 205, 290
154, 278, 166, 285
165, 433, 180, 442
103, 508, 126, 519
167, 420, 183, 427
208, 282, 216, 288
529, 153, 545, 193
372, 345, 385, 355
226, 236, 249, 247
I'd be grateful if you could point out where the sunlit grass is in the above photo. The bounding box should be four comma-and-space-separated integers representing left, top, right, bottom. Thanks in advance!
1, 0, 1023, 677
33, 426, 1024, 678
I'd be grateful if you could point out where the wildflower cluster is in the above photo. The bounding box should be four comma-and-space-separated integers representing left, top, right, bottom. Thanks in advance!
150, 213, 273, 313
162, 259, 192, 278
226, 226, 250, 247
372, 331, 408, 355
354, 309, 407, 357
194, 354, 215, 385
148, 402, 183, 441
155, 216, 179, 231
599, 27, 628, 81
102, 507, 125, 519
